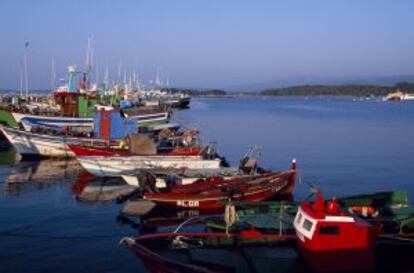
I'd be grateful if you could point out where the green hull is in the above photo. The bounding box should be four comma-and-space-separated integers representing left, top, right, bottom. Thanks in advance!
139, 120, 169, 127
209, 191, 414, 233
0, 109, 18, 128
339, 191, 409, 207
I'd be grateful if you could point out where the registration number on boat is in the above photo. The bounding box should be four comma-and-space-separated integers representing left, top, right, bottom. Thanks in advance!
177, 200, 199, 207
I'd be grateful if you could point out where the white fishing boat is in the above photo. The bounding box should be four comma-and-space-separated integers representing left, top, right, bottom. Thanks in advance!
0, 126, 108, 158
384, 89, 414, 101
120, 155, 280, 189
73, 155, 222, 177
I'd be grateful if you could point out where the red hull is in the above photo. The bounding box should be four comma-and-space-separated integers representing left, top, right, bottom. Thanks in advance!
299, 247, 374, 272
294, 192, 375, 272
68, 143, 203, 157
144, 170, 295, 210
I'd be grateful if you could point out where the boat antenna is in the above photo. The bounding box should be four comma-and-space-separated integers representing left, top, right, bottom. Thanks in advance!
303, 182, 319, 201
24, 41, 30, 98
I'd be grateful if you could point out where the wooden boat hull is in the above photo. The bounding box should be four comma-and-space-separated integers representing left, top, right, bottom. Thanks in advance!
143, 171, 295, 210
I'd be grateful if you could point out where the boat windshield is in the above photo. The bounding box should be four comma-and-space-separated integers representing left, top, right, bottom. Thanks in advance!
303, 219, 313, 231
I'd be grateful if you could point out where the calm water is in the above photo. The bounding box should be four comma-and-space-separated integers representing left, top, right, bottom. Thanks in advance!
1, 97, 414, 272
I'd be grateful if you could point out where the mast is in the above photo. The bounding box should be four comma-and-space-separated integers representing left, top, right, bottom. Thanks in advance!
85, 36, 92, 73
19, 62, 23, 97
104, 66, 109, 88
50, 58, 56, 91
24, 41, 29, 97
118, 63, 122, 83
155, 67, 161, 88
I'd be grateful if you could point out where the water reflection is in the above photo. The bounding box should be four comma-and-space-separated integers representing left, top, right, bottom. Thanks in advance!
3, 159, 82, 195
72, 173, 135, 203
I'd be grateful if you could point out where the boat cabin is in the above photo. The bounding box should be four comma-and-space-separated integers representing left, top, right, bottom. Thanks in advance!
53, 91, 99, 118
293, 192, 375, 272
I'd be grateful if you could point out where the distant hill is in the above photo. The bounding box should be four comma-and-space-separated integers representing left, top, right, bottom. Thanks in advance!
225, 75, 414, 92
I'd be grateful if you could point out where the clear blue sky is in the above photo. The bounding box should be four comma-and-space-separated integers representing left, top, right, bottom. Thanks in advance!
0, 0, 413, 89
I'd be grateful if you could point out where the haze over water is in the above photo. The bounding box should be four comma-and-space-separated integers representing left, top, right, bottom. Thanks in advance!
1, 97, 413, 272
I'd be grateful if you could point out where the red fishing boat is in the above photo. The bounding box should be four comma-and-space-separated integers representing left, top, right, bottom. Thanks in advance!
142, 161, 296, 211
293, 191, 375, 272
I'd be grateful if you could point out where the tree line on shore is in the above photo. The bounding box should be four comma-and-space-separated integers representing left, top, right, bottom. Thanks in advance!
261, 82, 414, 97
165, 82, 414, 97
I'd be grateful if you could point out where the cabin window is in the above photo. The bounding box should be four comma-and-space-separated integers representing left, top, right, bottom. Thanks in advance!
303, 219, 313, 231
296, 213, 302, 224
318, 225, 340, 235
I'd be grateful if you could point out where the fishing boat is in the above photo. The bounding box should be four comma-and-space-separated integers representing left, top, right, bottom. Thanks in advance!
0, 126, 112, 158
122, 195, 414, 273
70, 148, 222, 177
293, 191, 375, 272
142, 169, 296, 211
68, 129, 223, 176
0, 107, 137, 158
69, 143, 221, 176
206, 190, 413, 234
122, 231, 298, 273
146, 90, 191, 109
120, 152, 265, 188
121, 167, 248, 188
384, 89, 414, 101
7, 98, 170, 132
121, 106, 170, 126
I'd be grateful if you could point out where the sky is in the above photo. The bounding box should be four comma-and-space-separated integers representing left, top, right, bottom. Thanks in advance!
0, 0, 414, 89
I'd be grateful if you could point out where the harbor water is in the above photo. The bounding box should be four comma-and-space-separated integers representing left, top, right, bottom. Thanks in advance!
1, 97, 414, 272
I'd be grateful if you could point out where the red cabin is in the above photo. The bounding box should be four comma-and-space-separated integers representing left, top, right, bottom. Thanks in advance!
293, 192, 375, 272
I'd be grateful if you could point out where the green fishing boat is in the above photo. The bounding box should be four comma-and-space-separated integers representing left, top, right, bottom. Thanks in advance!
207, 191, 414, 234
